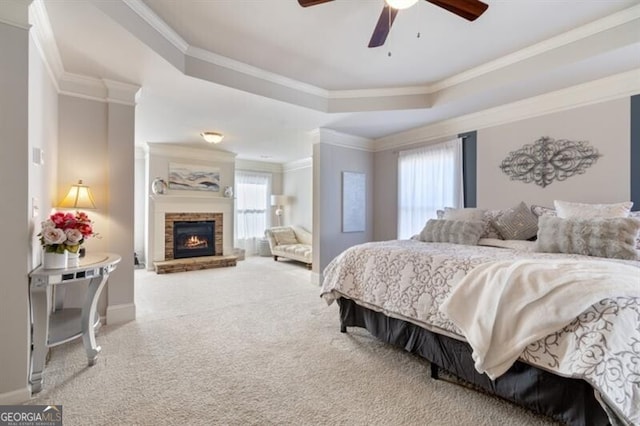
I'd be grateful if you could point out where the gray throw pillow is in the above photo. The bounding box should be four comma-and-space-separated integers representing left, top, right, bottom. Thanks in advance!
536, 216, 640, 260
493, 202, 539, 240
419, 219, 485, 246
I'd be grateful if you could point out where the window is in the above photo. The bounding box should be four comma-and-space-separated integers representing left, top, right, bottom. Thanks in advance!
397, 138, 463, 239
235, 171, 271, 255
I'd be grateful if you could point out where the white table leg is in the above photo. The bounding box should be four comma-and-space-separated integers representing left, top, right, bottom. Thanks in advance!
29, 281, 51, 393
80, 274, 108, 366
81, 275, 109, 366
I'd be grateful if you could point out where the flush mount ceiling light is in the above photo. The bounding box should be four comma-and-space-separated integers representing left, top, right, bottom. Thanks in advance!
201, 132, 224, 144
385, 0, 418, 9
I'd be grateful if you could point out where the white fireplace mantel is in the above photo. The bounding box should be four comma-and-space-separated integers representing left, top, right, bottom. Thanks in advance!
147, 194, 234, 269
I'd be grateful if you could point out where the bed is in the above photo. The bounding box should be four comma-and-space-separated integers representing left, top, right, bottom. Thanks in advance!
321, 239, 640, 425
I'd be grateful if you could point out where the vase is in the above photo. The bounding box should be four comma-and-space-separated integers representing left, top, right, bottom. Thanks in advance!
151, 177, 168, 195
67, 251, 80, 268
43, 251, 68, 269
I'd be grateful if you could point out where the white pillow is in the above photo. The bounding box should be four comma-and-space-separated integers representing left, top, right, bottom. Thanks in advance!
554, 200, 633, 219
442, 207, 485, 222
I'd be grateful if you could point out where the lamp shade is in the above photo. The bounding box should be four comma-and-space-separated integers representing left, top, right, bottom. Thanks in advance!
271, 195, 289, 207
59, 180, 96, 209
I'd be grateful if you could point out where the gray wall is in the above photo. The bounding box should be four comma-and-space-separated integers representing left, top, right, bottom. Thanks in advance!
477, 98, 630, 208
283, 161, 312, 231
313, 143, 374, 275
373, 97, 634, 238
58, 95, 136, 324
0, 18, 31, 403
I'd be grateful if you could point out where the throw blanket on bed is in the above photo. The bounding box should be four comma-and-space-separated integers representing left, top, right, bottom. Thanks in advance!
321, 240, 640, 425
440, 259, 640, 380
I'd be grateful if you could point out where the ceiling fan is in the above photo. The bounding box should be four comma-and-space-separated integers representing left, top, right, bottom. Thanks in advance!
298, 0, 489, 48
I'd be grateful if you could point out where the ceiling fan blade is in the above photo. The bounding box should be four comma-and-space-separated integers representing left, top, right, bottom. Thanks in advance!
298, 0, 334, 7
368, 5, 399, 48
425, 0, 488, 21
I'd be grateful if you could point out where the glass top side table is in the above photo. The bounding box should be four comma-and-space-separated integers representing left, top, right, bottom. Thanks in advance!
28, 253, 121, 393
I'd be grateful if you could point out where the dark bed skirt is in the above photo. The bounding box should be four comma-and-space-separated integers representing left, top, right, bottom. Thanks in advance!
338, 298, 609, 426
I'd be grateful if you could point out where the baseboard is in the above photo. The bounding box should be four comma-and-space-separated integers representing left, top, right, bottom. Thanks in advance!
106, 302, 136, 325
0, 386, 30, 404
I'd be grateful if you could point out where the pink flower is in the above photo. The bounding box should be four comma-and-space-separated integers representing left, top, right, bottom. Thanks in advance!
65, 229, 84, 245
42, 227, 67, 245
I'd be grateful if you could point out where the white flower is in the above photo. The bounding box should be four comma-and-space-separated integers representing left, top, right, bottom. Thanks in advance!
41, 219, 55, 229
42, 227, 66, 245
65, 228, 83, 245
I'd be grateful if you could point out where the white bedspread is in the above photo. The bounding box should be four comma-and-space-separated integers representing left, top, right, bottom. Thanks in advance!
440, 259, 640, 380
321, 240, 640, 425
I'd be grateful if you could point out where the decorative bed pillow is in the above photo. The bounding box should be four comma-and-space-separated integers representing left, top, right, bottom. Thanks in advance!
530, 205, 556, 218
437, 207, 501, 239
419, 219, 484, 246
554, 200, 633, 219
442, 207, 486, 222
482, 209, 505, 239
492, 202, 539, 240
271, 228, 298, 245
536, 216, 640, 260
631, 211, 640, 250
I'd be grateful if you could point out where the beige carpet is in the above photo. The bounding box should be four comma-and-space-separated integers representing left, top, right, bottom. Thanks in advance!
27, 257, 558, 425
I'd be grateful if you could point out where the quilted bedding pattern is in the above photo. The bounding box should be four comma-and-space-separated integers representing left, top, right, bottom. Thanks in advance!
321, 240, 640, 425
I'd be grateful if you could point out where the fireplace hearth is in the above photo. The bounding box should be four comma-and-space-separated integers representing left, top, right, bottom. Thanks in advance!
156, 212, 236, 273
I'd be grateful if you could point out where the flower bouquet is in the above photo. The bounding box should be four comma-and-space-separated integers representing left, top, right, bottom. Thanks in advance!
39, 211, 96, 254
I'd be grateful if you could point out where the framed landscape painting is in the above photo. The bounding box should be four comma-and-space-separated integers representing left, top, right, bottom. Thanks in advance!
168, 163, 220, 192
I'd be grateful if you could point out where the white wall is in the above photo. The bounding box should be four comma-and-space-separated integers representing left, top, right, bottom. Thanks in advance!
0, 14, 32, 404
283, 158, 312, 231
145, 144, 237, 266
477, 98, 630, 209
134, 154, 145, 264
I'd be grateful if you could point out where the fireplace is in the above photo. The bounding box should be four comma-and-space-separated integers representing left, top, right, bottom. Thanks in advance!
173, 221, 216, 259
164, 212, 224, 261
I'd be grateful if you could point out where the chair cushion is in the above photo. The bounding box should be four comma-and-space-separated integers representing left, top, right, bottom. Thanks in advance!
277, 244, 312, 262
271, 228, 298, 245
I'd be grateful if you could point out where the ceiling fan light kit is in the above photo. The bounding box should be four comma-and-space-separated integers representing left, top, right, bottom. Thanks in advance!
201, 131, 224, 144
385, 0, 419, 10
298, 0, 488, 48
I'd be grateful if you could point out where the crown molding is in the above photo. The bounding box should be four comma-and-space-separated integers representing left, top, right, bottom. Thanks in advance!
235, 159, 283, 173
29, 0, 63, 90
374, 69, 640, 152
146, 142, 237, 163
310, 128, 374, 152
58, 73, 140, 105
283, 157, 312, 172
187, 46, 328, 98
430, 4, 640, 93
116, 1, 640, 111
0, 0, 31, 29
103, 79, 142, 105
122, 0, 188, 53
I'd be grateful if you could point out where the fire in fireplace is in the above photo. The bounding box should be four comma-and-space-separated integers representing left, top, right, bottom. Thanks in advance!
173, 220, 216, 259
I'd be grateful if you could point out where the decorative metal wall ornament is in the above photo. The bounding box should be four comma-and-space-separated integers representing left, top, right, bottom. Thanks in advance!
499, 136, 602, 188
